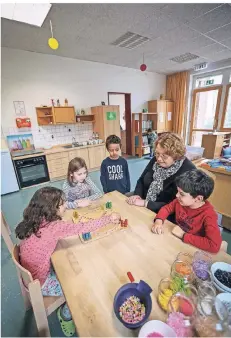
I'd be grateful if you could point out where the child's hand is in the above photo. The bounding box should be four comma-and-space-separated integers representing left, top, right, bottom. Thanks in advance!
151, 220, 164, 235
172, 226, 185, 239
77, 199, 91, 208
126, 195, 141, 205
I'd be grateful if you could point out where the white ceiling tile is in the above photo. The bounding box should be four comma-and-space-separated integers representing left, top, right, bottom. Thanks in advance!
209, 49, 231, 62
160, 3, 223, 24
129, 12, 180, 39
195, 43, 228, 58
221, 37, 231, 49
206, 23, 231, 42
187, 4, 231, 34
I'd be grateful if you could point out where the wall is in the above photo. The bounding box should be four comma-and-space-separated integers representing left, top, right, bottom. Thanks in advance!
1, 47, 166, 148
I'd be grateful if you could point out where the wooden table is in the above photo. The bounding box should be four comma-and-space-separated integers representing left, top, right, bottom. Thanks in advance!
52, 191, 231, 337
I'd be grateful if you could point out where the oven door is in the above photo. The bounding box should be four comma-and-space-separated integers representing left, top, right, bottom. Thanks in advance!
15, 158, 50, 188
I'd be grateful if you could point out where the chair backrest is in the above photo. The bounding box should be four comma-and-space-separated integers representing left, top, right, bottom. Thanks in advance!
1, 211, 14, 252
12, 245, 33, 287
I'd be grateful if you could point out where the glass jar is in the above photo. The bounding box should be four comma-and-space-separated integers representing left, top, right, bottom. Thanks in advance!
194, 297, 229, 337
198, 282, 216, 300
158, 278, 174, 311
171, 259, 194, 284
176, 252, 193, 265
194, 269, 214, 289
167, 286, 198, 338
192, 251, 212, 279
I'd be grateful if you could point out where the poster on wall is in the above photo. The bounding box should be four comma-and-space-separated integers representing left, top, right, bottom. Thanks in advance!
7, 134, 35, 152
14, 101, 26, 116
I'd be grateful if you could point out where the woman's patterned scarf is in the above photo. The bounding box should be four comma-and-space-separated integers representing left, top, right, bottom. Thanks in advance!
146, 158, 185, 202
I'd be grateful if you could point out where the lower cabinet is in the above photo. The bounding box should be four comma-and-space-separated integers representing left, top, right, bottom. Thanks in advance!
46, 145, 106, 180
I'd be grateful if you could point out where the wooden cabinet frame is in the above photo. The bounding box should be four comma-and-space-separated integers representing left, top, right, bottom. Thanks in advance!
220, 83, 231, 132
189, 85, 222, 144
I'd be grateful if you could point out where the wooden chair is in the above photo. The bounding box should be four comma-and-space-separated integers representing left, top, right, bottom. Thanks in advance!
1, 211, 13, 252
11, 245, 65, 337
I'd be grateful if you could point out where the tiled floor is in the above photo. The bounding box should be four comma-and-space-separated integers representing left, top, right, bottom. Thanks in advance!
1, 157, 231, 337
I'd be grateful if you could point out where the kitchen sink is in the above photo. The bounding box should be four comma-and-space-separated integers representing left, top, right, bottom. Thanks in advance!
63, 143, 81, 149
63, 145, 73, 149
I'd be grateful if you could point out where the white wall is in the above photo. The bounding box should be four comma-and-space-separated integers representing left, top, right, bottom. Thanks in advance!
1, 47, 166, 147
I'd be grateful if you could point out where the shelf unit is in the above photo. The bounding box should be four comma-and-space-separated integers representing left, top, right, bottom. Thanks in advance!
132, 113, 158, 157
36, 107, 54, 125
76, 115, 95, 123
201, 132, 231, 159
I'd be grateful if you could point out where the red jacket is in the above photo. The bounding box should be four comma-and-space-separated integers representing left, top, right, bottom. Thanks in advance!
155, 199, 222, 253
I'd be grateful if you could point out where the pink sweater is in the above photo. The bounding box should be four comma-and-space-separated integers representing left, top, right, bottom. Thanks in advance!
20, 216, 111, 286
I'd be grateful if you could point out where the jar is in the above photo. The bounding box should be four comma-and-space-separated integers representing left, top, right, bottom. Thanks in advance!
194, 297, 229, 337
171, 259, 194, 283
192, 251, 212, 279
157, 278, 174, 311
194, 269, 214, 289
176, 252, 193, 265
167, 286, 198, 338
198, 282, 216, 300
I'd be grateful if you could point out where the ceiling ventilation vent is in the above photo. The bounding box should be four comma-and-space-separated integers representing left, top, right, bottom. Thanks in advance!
170, 52, 199, 64
111, 32, 150, 49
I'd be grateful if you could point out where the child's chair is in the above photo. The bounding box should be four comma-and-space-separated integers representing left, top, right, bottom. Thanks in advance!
1, 211, 14, 252
11, 245, 65, 337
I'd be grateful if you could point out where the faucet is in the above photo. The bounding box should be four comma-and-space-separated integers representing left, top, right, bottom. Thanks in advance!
72, 137, 77, 147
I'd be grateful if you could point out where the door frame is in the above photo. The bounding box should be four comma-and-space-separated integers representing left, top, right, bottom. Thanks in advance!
189, 85, 222, 144
108, 92, 132, 155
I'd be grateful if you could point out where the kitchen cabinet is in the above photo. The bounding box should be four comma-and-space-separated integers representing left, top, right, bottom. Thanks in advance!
36, 106, 75, 126
88, 145, 106, 169
68, 148, 89, 168
91, 105, 120, 141
46, 151, 69, 179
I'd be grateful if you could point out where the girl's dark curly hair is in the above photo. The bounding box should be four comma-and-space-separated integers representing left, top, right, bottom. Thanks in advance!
15, 186, 66, 240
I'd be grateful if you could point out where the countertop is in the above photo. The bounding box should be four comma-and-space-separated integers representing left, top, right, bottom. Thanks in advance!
11, 143, 105, 160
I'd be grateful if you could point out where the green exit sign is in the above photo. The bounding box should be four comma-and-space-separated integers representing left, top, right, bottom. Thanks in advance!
206, 79, 214, 86
107, 112, 117, 120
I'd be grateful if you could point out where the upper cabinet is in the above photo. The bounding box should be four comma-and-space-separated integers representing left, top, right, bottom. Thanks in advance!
36, 106, 75, 126
148, 100, 174, 133
91, 105, 121, 140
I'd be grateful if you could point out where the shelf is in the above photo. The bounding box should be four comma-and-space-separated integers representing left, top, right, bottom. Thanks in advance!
142, 112, 158, 115
76, 120, 95, 123
39, 115, 53, 117
36, 106, 52, 109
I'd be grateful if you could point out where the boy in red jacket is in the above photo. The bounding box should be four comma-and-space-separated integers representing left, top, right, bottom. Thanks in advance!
152, 169, 222, 253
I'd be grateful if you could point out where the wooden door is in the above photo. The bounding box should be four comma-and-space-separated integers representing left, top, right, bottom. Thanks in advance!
103, 106, 121, 139
157, 100, 166, 132
53, 107, 75, 124
88, 145, 105, 169
68, 148, 89, 168
165, 101, 173, 132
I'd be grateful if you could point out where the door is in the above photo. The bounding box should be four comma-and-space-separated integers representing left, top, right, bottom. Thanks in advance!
54, 107, 75, 124
157, 100, 166, 132
166, 101, 173, 132
190, 86, 222, 146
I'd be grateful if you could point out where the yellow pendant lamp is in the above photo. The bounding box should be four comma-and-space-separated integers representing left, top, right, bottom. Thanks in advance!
48, 20, 59, 50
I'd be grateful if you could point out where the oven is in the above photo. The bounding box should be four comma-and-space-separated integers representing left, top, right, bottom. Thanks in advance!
14, 155, 50, 188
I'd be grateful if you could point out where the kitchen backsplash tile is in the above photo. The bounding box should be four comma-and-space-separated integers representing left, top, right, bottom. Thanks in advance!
2, 123, 93, 149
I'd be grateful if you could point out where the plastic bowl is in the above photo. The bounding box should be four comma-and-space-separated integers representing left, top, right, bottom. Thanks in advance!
113, 282, 152, 329
139, 320, 177, 338
211, 262, 231, 293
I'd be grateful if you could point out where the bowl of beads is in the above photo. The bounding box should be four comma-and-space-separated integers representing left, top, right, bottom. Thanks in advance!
113, 280, 152, 329
138, 320, 177, 337
211, 262, 231, 293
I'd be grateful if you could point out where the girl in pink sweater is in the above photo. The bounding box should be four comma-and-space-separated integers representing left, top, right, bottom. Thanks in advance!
16, 186, 114, 336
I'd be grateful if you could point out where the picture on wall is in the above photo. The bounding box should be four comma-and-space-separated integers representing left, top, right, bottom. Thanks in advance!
13, 101, 26, 116
7, 134, 35, 152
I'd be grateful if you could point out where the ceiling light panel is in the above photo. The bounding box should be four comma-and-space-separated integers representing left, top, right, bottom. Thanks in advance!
1, 3, 52, 27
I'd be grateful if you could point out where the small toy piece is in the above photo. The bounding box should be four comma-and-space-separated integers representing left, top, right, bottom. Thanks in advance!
106, 201, 112, 209
73, 211, 79, 219
124, 219, 128, 227
82, 232, 91, 241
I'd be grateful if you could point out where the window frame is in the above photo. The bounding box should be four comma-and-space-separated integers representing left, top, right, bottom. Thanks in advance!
189, 85, 223, 144
220, 83, 231, 132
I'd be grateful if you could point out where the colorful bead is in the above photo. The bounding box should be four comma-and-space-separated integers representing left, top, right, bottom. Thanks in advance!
119, 296, 145, 324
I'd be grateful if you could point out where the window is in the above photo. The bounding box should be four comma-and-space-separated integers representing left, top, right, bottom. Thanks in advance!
190, 86, 222, 144
221, 84, 231, 130
195, 74, 223, 88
